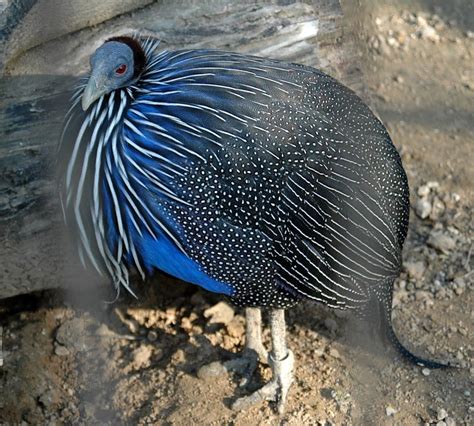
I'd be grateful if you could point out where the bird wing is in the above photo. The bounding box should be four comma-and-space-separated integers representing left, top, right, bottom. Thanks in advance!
254, 94, 408, 309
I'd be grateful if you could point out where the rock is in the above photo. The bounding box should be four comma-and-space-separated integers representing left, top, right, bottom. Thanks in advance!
421, 368, 431, 376
417, 184, 431, 197
203, 302, 235, 325
430, 197, 445, 220
404, 260, 426, 280
54, 344, 70, 356
226, 315, 245, 339
426, 181, 440, 191
131, 345, 152, 369
386, 406, 397, 416
392, 290, 408, 307
197, 361, 228, 380
428, 231, 456, 254
55, 318, 93, 352
147, 330, 158, 342
415, 198, 432, 219
418, 18, 440, 42
328, 348, 341, 359
437, 408, 448, 421
445, 417, 456, 426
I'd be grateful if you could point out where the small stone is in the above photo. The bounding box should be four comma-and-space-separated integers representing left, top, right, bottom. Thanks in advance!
428, 231, 456, 253
313, 348, 325, 357
394, 75, 404, 83
147, 330, 158, 342
131, 345, 152, 369
417, 184, 431, 197
430, 197, 445, 220
329, 348, 340, 359
386, 406, 397, 416
387, 37, 399, 47
426, 181, 440, 190
419, 23, 440, 42
203, 302, 235, 325
197, 361, 228, 380
436, 422, 446, 426
421, 368, 431, 376
54, 344, 70, 356
415, 198, 431, 219
55, 318, 92, 352
466, 31, 474, 38
445, 417, 456, 426
404, 260, 426, 280
226, 315, 245, 338
437, 408, 448, 421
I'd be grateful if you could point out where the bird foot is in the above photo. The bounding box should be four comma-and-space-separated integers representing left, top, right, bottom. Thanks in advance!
224, 344, 268, 387
197, 346, 267, 387
231, 349, 294, 413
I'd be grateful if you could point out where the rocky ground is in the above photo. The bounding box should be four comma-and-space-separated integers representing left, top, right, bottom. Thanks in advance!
1, 0, 473, 425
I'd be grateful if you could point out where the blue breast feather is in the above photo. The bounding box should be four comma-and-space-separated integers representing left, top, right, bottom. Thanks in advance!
98, 50, 278, 296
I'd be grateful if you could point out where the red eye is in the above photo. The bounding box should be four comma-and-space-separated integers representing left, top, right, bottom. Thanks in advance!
115, 64, 127, 75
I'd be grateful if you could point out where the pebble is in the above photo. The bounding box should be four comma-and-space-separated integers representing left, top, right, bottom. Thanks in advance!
386, 406, 397, 416
417, 17, 440, 42
226, 315, 245, 339
147, 330, 158, 342
131, 345, 152, 369
329, 348, 341, 359
445, 417, 456, 426
415, 198, 432, 219
417, 184, 431, 197
54, 344, 70, 357
428, 231, 456, 253
197, 361, 228, 380
437, 408, 448, 421
421, 368, 431, 376
55, 318, 91, 352
203, 302, 235, 325
404, 260, 426, 280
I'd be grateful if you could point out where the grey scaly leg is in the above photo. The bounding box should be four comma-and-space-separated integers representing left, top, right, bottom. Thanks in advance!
223, 307, 268, 386
243, 307, 268, 362
232, 308, 295, 413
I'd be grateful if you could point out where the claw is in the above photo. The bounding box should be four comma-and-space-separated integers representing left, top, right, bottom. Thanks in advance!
231, 349, 295, 413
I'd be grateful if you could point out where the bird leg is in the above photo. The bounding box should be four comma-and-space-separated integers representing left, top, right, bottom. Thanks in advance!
231, 308, 295, 413
222, 307, 268, 386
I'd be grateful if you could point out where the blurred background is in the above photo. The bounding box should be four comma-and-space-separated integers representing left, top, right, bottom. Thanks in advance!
0, 0, 472, 424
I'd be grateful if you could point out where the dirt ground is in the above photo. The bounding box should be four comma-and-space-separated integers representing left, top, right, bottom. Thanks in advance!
0, 0, 473, 424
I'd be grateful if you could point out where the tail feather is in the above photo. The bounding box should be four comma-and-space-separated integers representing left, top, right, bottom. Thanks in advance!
364, 292, 454, 369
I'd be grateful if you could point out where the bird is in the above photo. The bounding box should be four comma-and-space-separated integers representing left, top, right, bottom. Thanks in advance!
58, 34, 449, 413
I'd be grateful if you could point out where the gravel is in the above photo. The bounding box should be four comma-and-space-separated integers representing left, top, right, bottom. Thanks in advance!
203, 302, 235, 325
427, 231, 456, 254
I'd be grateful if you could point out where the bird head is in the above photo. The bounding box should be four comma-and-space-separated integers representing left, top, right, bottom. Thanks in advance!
82, 37, 146, 111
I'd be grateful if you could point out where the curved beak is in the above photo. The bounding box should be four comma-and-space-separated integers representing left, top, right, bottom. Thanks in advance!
81, 75, 108, 111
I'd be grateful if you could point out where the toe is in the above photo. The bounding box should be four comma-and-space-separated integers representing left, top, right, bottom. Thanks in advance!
231, 381, 278, 411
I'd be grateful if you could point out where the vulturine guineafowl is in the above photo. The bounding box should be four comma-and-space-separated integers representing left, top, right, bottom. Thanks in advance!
59, 35, 448, 413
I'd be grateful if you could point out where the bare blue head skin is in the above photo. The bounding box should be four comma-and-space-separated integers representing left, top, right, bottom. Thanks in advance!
81, 41, 136, 111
